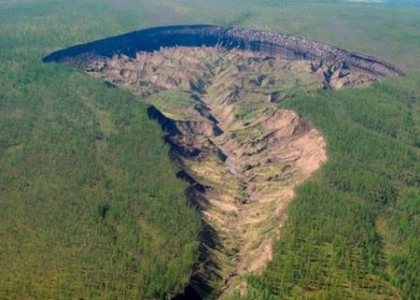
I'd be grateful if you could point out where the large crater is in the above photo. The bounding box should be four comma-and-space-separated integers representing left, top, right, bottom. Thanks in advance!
44, 25, 403, 299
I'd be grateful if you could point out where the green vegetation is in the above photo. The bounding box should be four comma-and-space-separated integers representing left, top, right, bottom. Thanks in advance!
148, 90, 198, 121
0, 61, 201, 299
0, 1, 203, 298
239, 77, 420, 299
2, 0, 420, 299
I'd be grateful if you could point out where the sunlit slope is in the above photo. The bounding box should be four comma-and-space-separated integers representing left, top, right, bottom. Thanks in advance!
79, 46, 329, 297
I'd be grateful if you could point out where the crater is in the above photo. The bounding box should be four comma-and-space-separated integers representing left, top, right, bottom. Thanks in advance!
44, 25, 403, 299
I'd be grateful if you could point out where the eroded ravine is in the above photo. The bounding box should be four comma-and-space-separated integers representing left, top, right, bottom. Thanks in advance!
43, 24, 405, 299
82, 47, 331, 298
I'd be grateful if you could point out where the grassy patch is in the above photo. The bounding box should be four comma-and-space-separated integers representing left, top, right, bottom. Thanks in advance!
148, 90, 199, 121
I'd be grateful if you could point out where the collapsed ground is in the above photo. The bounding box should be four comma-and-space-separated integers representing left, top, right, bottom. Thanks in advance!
82, 46, 388, 297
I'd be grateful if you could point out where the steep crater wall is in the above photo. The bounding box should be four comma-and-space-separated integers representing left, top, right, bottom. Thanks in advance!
44, 24, 404, 78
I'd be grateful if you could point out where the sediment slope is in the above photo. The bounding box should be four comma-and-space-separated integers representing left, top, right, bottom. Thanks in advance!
43, 25, 404, 298
82, 47, 328, 297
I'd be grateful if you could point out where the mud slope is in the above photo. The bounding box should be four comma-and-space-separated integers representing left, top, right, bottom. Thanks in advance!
43, 26, 404, 299
82, 47, 328, 298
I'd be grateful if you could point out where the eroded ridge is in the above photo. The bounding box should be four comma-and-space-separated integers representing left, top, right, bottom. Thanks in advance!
83, 47, 327, 297
43, 24, 406, 299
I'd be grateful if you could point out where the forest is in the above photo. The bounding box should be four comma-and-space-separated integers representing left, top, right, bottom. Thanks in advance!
240, 77, 420, 299
1, 0, 420, 299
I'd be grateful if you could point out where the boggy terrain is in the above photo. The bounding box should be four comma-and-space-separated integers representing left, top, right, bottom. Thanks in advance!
83, 47, 331, 297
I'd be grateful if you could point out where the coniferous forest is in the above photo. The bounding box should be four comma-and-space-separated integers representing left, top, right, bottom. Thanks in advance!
1, 0, 420, 299
242, 78, 420, 299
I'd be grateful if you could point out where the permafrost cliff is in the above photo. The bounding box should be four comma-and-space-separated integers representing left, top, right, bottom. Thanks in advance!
44, 25, 404, 78
44, 25, 403, 299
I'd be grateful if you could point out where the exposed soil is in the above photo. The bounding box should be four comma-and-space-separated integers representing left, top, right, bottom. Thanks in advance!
43, 24, 405, 299
81, 46, 332, 298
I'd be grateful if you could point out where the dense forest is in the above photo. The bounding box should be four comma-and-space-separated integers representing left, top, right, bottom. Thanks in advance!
239, 78, 420, 299
0, 60, 202, 299
0, 2, 203, 298
1, 0, 420, 299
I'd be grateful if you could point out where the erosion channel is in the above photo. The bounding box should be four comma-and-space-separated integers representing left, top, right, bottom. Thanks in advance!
44, 25, 403, 299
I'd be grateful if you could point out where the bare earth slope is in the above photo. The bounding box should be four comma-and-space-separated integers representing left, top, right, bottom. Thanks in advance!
83, 47, 330, 297
44, 25, 404, 299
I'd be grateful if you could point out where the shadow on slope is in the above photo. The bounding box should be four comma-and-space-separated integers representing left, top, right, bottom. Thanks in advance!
43, 25, 404, 77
